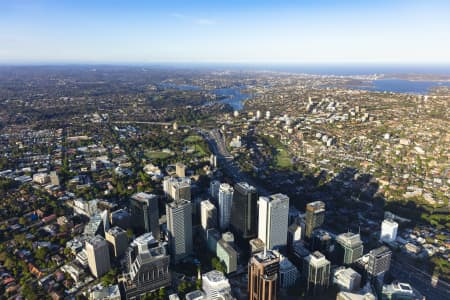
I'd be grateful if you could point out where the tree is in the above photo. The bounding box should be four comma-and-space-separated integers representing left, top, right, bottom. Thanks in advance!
35, 247, 48, 261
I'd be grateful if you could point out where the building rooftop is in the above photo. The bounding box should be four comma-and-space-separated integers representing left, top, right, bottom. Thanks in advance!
254, 249, 278, 263
337, 232, 363, 247
236, 182, 256, 192
131, 192, 158, 203
107, 226, 126, 236
202, 270, 228, 283
306, 200, 325, 211
86, 235, 107, 249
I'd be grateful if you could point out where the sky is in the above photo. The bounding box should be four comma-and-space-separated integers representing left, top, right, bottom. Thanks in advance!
0, 0, 450, 64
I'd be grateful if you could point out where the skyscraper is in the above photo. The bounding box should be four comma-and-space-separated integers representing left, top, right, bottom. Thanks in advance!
218, 183, 233, 230
122, 233, 171, 298
336, 232, 364, 265
200, 200, 217, 231
248, 250, 280, 300
202, 270, 232, 299
258, 193, 290, 250
164, 176, 191, 202
86, 235, 111, 278
305, 201, 325, 238
130, 192, 160, 239
105, 226, 128, 258
210, 180, 221, 200
380, 219, 398, 243
175, 162, 186, 177
303, 251, 330, 295
230, 182, 258, 244
166, 199, 193, 263
367, 246, 392, 277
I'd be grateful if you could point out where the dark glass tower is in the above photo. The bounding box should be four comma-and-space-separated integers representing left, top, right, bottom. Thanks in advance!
230, 182, 258, 244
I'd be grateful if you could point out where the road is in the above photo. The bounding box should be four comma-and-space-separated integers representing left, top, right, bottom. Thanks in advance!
199, 128, 269, 196
390, 258, 450, 300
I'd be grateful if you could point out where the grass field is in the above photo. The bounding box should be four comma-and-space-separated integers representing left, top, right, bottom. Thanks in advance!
275, 148, 292, 169
145, 150, 174, 159
184, 135, 203, 143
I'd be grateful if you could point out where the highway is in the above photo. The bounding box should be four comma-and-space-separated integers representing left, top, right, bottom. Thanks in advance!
390, 258, 450, 300
199, 128, 269, 196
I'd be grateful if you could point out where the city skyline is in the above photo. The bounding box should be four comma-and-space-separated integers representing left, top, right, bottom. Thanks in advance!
1, 0, 450, 64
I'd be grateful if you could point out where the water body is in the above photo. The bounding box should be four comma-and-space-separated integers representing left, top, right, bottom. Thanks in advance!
214, 87, 251, 110
159, 83, 251, 110
351, 79, 450, 94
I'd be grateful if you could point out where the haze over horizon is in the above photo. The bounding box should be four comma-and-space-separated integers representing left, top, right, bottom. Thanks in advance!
1, 0, 450, 64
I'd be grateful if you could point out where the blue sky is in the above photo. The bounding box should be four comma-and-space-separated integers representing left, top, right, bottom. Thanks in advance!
1, 0, 449, 64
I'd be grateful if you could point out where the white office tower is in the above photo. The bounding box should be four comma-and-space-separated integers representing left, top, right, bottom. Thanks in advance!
86, 235, 111, 278
265, 111, 271, 119
200, 200, 217, 231
202, 270, 232, 299
256, 110, 261, 119
210, 180, 221, 200
333, 267, 362, 292
166, 199, 193, 263
380, 219, 398, 242
218, 183, 234, 230
163, 176, 191, 202
258, 193, 290, 250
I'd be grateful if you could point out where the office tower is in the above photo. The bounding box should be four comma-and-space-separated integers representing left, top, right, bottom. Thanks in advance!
367, 246, 392, 277
303, 251, 330, 295
216, 237, 238, 274
337, 292, 376, 300
380, 219, 398, 242
207, 228, 221, 254
84, 213, 106, 237
258, 193, 290, 250
130, 192, 160, 239
202, 270, 232, 299
230, 182, 258, 244
166, 199, 193, 263
123, 233, 171, 298
164, 176, 191, 202
49, 171, 60, 186
110, 208, 131, 230
305, 201, 325, 238
381, 282, 424, 300
175, 162, 186, 177
333, 267, 362, 291
218, 183, 233, 230
249, 238, 265, 255
210, 180, 221, 200
278, 254, 298, 288
86, 235, 111, 278
248, 250, 280, 300
200, 200, 217, 232
105, 226, 128, 258
310, 229, 333, 255
336, 232, 364, 265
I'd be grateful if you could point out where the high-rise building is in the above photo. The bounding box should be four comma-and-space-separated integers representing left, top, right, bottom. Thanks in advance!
210, 180, 221, 200
166, 199, 193, 263
380, 219, 398, 243
175, 162, 186, 178
258, 194, 290, 250
230, 182, 258, 244
49, 171, 60, 186
200, 200, 217, 232
86, 235, 111, 278
333, 267, 362, 291
248, 250, 280, 300
218, 183, 234, 230
216, 238, 238, 274
305, 201, 325, 238
367, 246, 392, 277
310, 229, 334, 255
336, 232, 364, 265
202, 270, 232, 299
122, 233, 171, 299
105, 226, 128, 258
164, 176, 191, 202
303, 251, 330, 295
130, 192, 160, 239
110, 208, 131, 230
278, 253, 298, 289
